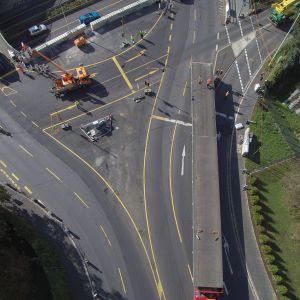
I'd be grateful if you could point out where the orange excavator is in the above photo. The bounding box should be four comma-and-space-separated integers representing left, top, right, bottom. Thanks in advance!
21, 43, 91, 98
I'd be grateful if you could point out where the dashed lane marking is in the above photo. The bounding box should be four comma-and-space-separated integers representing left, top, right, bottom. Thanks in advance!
19, 145, 33, 157
151, 115, 192, 127
20, 111, 27, 118
31, 121, 39, 128
170, 23, 173, 31
11, 173, 19, 181
100, 225, 112, 246
193, 31, 196, 44
134, 68, 159, 82
188, 264, 193, 283
112, 56, 135, 92
46, 167, 61, 181
10, 100, 16, 107
234, 60, 244, 93
182, 81, 188, 96
118, 267, 127, 294
169, 34, 172, 42
0, 160, 7, 168
73, 192, 89, 208
50, 104, 76, 116
24, 186, 32, 195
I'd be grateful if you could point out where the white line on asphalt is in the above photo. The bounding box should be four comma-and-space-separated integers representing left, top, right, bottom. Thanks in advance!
216, 44, 219, 52
225, 25, 231, 44
250, 16, 263, 63
244, 48, 252, 77
224, 282, 229, 295
181, 145, 186, 176
234, 61, 244, 93
217, 32, 219, 40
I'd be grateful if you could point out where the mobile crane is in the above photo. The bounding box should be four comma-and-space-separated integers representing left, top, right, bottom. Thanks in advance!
20, 43, 91, 97
269, 0, 300, 25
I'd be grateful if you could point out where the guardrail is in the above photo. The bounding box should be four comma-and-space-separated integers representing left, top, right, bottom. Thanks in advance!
91, 0, 157, 30
35, 23, 86, 52
20, 0, 157, 54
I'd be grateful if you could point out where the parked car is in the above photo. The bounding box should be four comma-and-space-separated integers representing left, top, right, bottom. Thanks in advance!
27, 24, 48, 37
79, 11, 101, 25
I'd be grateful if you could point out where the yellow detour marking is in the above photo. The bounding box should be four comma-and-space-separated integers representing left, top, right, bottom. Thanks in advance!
1, 86, 17, 96
112, 56, 134, 91
89, 73, 97, 78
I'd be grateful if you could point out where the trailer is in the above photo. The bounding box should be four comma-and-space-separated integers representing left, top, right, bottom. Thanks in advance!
269, 0, 300, 25
194, 287, 224, 300
80, 115, 112, 142
242, 127, 253, 157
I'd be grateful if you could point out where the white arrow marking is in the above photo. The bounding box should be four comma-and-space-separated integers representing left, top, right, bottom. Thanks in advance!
181, 145, 186, 176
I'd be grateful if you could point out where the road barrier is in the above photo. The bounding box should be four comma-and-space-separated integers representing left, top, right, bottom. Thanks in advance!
91, 0, 157, 30
18, 0, 157, 54
35, 23, 86, 52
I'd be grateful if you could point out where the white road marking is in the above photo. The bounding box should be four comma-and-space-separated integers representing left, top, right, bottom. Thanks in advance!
224, 281, 229, 295
217, 32, 220, 40
216, 44, 219, 51
250, 16, 263, 63
238, 20, 252, 77
181, 145, 186, 176
225, 25, 231, 44
234, 60, 244, 93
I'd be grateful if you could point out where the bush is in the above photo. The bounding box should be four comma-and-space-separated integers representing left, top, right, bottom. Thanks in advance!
254, 213, 264, 225
265, 254, 275, 264
250, 195, 260, 205
268, 264, 279, 275
250, 187, 259, 196
259, 234, 270, 244
261, 245, 272, 254
253, 205, 262, 214
273, 274, 283, 284
249, 176, 258, 186
277, 285, 288, 296
256, 225, 265, 234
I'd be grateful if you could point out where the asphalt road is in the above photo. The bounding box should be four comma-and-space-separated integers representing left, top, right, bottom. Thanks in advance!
0, 1, 292, 300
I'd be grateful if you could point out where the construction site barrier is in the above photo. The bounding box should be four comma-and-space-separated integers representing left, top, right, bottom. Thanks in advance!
90, 0, 157, 30
35, 23, 86, 52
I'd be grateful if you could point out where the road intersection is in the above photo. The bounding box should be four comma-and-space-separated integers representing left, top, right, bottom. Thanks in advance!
0, 1, 291, 299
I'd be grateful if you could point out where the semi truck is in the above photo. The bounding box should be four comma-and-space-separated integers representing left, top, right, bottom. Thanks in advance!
194, 287, 224, 300
269, 0, 300, 25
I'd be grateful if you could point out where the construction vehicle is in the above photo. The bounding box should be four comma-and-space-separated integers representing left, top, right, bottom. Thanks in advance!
74, 35, 87, 47
20, 43, 91, 97
194, 287, 224, 300
269, 0, 300, 25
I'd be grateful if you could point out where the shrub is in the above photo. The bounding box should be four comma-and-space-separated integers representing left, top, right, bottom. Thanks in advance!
273, 274, 283, 284
265, 254, 275, 264
261, 245, 272, 254
256, 225, 265, 234
254, 213, 264, 225
253, 205, 262, 214
268, 264, 279, 275
250, 187, 259, 196
277, 285, 288, 296
250, 195, 260, 205
259, 234, 270, 245
249, 176, 258, 186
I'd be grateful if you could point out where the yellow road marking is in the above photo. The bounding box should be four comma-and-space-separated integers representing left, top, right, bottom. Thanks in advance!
0, 160, 7, 168
73, 192, 89, 208
112, 56, 134, 91
143, 44, 170, 300
20, 111, 27, 118
10, 100, 16, 107
151, 115, 192, 127
53, 10, 163, 73
134, 68, 159, 82
89, 72, 97, 78
11, 173, 19, 181
24, 186, 32, 195
50, 104, 76, 116
169, 123, 183, 243
167, 46, 170, 54
118, 268, 127, 295
188, 264, 193, 282
32, 121, 39, 128
43, 125, 164, 300
43, 79, 160, 131
170, 23, 173, 31
193, 31, 196, 44
46, 167, 61, 181
1, 86, 17, 96
100, 225, 112, 246
19, 145, 33, 157
182, 81, 187, 96
125, 50, 145, 63
169, 34, 172, 42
